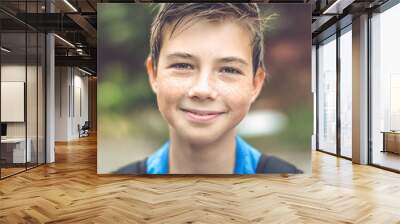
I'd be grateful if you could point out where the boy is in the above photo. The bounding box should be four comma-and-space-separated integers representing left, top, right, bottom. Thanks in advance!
117, 3, 302, 174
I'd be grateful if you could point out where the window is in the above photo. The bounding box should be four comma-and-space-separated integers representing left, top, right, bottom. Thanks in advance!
317, 35, 337, 154
339, 27, 352, 158
370, 2, 400, 171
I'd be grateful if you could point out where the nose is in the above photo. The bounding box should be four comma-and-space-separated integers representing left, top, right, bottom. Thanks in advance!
188, 71, 218, 100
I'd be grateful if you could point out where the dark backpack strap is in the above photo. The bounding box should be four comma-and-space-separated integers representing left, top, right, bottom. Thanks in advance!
115, 157, 148, 174
256, 154, 269, 173
256, 154, 303, 174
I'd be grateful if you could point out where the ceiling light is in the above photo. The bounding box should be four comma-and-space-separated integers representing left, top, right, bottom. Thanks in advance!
322, 0, 355, 15
63, 0, 78, 12
78, 67, 93, 76
1, 47, 11, 53
54, 34, 75, 48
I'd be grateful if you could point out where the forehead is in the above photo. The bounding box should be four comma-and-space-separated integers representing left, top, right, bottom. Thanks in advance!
160, 19, 253, 61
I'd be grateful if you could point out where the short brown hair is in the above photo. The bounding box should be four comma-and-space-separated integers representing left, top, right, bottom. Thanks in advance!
149, 3, 265, 75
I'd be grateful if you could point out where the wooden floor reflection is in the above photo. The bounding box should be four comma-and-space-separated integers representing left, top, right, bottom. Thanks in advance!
373, 151, 400, 171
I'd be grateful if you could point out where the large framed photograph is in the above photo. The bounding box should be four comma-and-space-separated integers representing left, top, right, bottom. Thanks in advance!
98, 3, 312, 175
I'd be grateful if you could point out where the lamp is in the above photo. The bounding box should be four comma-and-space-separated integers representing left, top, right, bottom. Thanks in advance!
54, 34, 75, 48
63, 0, 78, 12
1, 47, 11, 53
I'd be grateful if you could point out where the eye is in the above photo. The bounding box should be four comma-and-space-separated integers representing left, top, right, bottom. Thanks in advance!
220, 66, 242, 75
170, 63, 193, 70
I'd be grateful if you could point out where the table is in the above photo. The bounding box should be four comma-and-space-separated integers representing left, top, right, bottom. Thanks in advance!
1, 138, 31, 163
381, 131, 400, 154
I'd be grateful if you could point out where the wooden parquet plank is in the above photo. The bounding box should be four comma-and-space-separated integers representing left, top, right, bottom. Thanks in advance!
0, 134, 400, 223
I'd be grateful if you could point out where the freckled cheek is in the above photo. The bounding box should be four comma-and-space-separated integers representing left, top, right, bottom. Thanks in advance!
156, 77, 191, 117
216, 83, 253, 111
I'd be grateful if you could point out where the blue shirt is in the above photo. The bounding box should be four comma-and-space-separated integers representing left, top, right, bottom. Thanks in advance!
146, 136, 261, 174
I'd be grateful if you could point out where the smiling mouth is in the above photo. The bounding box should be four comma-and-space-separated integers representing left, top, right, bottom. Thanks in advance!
181, 108, 226, 123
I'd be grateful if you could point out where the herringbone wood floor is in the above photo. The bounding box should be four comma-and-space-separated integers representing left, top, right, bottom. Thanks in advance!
1, 134, 400, 224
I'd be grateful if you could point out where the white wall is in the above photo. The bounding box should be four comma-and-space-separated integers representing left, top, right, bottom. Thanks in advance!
1, 65, 35, 138
55, 67, 69, 141
55, 67, 89, 141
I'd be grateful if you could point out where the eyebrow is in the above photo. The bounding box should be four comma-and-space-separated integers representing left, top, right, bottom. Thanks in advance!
166, 52, 196, 60
218, 57, 249, 66
165, 52, 249, 66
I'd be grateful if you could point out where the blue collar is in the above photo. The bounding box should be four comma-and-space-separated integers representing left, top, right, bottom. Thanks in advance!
146, 136, 261, 174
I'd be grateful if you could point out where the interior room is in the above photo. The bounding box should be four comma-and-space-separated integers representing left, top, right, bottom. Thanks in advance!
0, 0, 399, 223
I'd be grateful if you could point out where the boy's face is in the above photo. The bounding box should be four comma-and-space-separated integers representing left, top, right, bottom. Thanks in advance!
147, 19, 265, 145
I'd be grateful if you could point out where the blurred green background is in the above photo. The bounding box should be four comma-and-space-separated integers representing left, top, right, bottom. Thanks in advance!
97, 4, 312, 174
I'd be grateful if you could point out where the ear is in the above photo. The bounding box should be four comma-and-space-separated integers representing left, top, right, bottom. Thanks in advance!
146, 56, 158, 94
250, 68, 266, 103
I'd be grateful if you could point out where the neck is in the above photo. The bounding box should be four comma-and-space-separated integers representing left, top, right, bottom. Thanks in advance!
168, 129, 236, 174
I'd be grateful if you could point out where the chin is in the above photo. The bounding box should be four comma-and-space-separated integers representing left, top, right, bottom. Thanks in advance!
180, 130, 223, 146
